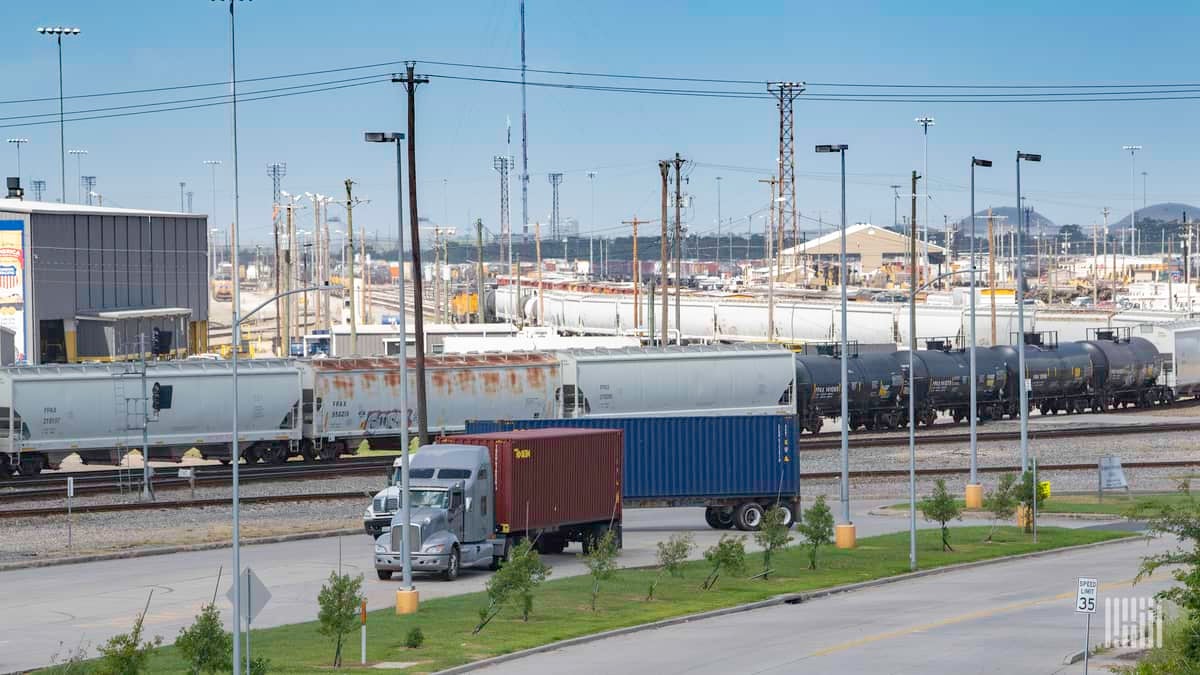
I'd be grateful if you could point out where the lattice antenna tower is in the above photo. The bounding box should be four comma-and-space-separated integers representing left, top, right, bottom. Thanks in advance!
266, 162, 287, 204
548, 172, 563, 240
494, 156, 513, 266
767, 81, 805, 258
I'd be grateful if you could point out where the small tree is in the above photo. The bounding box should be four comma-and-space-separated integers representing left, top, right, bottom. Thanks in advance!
1017, 470, 1048, 534
405, 627, 425, 649
317, 571, 365, 667
176, 603, 232, 674
94, 592, 163, 675
701, 535, 747, 590
754, 505, 794, 580
475, 539, 551, 633
982, 474, 1019, 542
582, 528, 620, 611
796, 495, 835, 570
919, 479, 963, 552
647, 532, 695, 600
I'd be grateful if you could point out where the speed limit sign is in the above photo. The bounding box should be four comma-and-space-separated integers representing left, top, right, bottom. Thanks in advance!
1076, 577, 1098, 614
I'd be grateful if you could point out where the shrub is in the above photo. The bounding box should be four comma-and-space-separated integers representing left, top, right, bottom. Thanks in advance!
754, 505, 794, 580
582, 527, 620, 611
475, 539, 551, 633
94, 592, 163, 675
176, 602, 232, 674
405, 627, 425, 649
701, 535, 747, 590
647, 533, 695, 600
983, 474, 1019, 542
1017, 470, 1048, 534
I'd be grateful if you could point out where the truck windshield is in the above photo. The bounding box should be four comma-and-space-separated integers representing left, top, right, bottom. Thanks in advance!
409, 489, 449, 509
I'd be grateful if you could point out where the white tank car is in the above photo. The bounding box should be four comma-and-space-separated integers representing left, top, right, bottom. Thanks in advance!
300, 353, 560, 457
555, 344, 795, 418
0, 359, 302, 476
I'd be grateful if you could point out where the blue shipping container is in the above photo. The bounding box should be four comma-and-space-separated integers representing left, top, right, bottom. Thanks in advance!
466, 415, 798, 502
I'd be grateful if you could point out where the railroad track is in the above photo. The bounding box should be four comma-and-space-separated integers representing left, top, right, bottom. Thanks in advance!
800, 421, 1200, 451
5, 458, 1197, 519
0, 457, 395, 502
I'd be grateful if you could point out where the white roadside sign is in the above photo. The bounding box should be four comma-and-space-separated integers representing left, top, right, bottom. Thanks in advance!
1076, 577, 1098, 614
1099, 456, 1128, 490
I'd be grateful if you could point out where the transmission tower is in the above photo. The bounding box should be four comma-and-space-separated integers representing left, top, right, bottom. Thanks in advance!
548, 173, 563, 240
767, 81, 805, 266
81, 176, 97, 206
266, 162, 287, 204
494, 156, 513, 270
31, 180, 46, 201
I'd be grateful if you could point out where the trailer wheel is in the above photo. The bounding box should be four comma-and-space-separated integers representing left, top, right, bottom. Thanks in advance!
441, 546, 460, 581
376, 569, 392, 581
772, 504, 794, 528
734, 502, 765, 531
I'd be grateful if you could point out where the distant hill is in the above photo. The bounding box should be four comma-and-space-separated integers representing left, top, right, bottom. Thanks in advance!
1112, 202, 1200, 228
957, 207, 1056, 231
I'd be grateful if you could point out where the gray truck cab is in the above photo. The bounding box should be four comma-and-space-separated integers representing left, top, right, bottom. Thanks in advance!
373, 444, 495, 581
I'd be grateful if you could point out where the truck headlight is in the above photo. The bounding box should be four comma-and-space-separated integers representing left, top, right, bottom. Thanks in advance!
423, 544, 445, 554
364, 508, 373, 519
375, 544, 387, 553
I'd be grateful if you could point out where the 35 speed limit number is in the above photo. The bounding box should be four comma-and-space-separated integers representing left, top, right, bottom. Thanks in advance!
1076, 577, 1098, 613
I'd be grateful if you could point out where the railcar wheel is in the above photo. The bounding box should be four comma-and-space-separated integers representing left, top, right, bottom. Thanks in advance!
17, 455, 43, 477
264, 445, 289, 465
734, 502, 765, 531
319, 444, 338, 462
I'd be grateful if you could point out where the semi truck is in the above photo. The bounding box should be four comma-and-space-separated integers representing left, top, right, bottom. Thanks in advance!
373, 428, 622, 581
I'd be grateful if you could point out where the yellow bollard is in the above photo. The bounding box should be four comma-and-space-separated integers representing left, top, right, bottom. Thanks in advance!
395, 589, 419, 615
1016, 505, 1032, 529
835, 523, 857, 549
964, 484, 983, 510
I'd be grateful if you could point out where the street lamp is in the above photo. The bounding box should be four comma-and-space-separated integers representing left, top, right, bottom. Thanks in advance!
1015, 151, 1042, 478
915, 117, 935, 283
1123, 146, 1142, 258
815, 143, 854, 549
364, 131, 417, 604
67, 149, 87, 203
7, 139, 28, 185
204, 160, 222, 228
966, 159, 992, 508
36, 26, 80, 204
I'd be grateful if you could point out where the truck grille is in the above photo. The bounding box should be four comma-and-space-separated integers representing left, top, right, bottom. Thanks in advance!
389, 524, 421, 553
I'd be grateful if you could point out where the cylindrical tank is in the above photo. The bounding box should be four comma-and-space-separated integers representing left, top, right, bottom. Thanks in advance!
1079, 335, 1161, 398
794, 354, 867, 430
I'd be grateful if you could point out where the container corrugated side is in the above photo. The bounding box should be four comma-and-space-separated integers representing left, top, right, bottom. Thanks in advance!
439, 428, 622, 533
466, 416, 797, 501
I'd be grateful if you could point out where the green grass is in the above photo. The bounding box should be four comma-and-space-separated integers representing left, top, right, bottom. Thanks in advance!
70, 526, 1132, 674
887, 492, 1191, 516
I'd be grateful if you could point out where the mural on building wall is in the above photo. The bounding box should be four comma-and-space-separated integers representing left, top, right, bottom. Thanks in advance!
0, 220, 25, 361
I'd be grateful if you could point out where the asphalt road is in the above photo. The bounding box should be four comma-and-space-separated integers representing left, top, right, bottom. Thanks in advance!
479, 535, 1174, 675
0, 503, 1127, 673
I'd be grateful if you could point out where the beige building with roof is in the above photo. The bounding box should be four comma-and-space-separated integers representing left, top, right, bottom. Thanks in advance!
780, 223, 948, 279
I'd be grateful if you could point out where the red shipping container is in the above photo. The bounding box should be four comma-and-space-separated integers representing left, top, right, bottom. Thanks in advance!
438, 428, 622, 535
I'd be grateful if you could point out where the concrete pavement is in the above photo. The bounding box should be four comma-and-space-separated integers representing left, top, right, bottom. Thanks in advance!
477, 534, 1172, 675
0, 501, 1126, 672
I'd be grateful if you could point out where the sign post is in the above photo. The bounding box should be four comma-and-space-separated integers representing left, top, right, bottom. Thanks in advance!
179, 467, 195, 500
1076, 577, 1098, 675
227, 567, 271, 675
360, 598, 367, 665
66, 476, 74, 550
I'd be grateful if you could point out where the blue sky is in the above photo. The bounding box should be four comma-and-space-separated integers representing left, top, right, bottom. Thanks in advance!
5, 1, 1200, 246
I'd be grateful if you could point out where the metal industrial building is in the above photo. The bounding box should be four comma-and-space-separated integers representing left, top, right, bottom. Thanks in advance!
782, 223, 948, 276
0, 198, 209, 364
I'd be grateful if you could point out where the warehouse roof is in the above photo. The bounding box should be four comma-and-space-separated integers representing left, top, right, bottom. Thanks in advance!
76, 307, 193, 321
780, 223, 948, 256
0, 198, 197, 218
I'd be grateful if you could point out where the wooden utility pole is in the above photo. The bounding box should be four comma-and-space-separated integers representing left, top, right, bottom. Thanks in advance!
672, 153, 685, 345
345, 179, 357, 355
475, 219, 485, 324
622, 217, 648, 330
273, 204, 282, 354
658, 161, 670, 341
987, 209, 997, 345
758, 177, 778, 339
535, 222, 543, 326
393, 62, 430, 444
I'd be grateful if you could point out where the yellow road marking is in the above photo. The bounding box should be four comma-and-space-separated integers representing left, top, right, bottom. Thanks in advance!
807, 577, 1138, 658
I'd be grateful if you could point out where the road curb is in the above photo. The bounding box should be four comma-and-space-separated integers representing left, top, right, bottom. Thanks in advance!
0, 527, 364, 572
435, 533, 1148, 674
867, 507, 1124, 522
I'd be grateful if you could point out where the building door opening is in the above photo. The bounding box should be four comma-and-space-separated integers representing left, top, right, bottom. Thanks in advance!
39, 319, 67, 364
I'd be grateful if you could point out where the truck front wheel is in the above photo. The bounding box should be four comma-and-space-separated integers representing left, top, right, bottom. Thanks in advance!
442, 547, 460, 581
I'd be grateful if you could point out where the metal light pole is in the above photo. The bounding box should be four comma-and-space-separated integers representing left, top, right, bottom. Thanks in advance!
1016, 151, 1042, 473
7, 139, 28, 185
816, 144, 854, 548
716, 176, 723, 269
37, 26, 79, 204
916, 117, 935, 284
967, 157, 992, 507
364, 132, 413, 593
67, 149, 87, 204
1123, 146, 1141, 258
210, 1, 247, 671
204, 160, 221, 227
